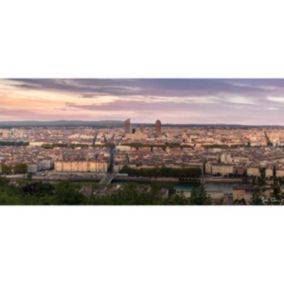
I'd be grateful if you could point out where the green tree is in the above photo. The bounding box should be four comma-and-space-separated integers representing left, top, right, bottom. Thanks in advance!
21, 182, 55, 197
251, 192, 263, 205
272, 184, 281, 199
190, 185, 211, 205
164, 194, 189, 205
0, 176, 9, 186
1, 164, 12, 175
53, 182, 86, 205
14, 163, 28, 174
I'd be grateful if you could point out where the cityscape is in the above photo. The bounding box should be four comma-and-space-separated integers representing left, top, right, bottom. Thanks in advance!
1, 79, 284, 205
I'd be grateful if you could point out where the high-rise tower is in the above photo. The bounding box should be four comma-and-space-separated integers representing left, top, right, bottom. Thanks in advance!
155, 120, 162, 136
124, 118, 131, 133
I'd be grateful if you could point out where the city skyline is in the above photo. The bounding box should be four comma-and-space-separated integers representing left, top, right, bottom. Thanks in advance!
1, 79, 284, 125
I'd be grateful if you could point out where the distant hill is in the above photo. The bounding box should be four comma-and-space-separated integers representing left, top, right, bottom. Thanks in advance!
0, 121, 283, 128
0, 120, 124, 128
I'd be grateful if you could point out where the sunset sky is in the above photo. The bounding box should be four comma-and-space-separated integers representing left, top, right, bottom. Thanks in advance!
1, 79, 284, 125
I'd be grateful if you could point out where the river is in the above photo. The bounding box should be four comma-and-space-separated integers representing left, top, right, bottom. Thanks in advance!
175, 182, 241, 193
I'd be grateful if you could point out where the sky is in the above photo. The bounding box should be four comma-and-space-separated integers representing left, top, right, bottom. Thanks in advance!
1, 79, 284, 125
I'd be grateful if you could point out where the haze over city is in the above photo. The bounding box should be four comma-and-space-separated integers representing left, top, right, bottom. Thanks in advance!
1, 79, 284, 125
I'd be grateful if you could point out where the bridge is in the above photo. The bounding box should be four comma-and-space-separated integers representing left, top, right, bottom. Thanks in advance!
97, 146, 117, 186
99, 173, 117, 185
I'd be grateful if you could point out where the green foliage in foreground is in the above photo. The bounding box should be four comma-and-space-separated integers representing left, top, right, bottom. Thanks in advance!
0, 177, 210, 205
189, 185, 211, 205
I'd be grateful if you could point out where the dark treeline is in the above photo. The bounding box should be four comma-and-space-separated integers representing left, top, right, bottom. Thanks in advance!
121, 143, 194, 149
42, 143, 89, 149
1, 163, 27, 174
120, 166, 202, 178
41, 143, 115, 149
0, 141, 29, 146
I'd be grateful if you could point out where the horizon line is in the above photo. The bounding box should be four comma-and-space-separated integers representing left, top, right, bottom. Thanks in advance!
1, 120, 284, 127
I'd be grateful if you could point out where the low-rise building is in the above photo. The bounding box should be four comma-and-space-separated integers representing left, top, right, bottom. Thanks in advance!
233, 188, 252, 204
27, 164, 38, 174
205, 162, 212, 175
247, 166, 261, 177
211, 164, 235, 176
55, 160, 108, 173
265, 167, 274, 178
38, 159, 54, 171
276, 167, 284, 178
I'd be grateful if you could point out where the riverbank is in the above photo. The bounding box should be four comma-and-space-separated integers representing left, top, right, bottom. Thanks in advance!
2, 173, 243, 184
